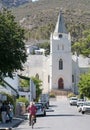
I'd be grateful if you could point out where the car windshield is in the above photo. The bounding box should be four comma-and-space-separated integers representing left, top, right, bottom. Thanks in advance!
84, 102, 90, 106
78, 99, 84, 101
35, 105, 42, 110
70, 97, 77, 100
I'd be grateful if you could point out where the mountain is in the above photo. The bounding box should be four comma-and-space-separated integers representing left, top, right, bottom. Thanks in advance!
1, 0, 90, 42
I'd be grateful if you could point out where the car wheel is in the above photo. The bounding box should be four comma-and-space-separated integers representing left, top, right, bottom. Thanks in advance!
82, 111, 85, 114
44, 111, 46, 116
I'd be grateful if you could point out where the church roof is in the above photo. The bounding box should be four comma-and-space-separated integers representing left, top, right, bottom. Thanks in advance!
54, 11, 68, 34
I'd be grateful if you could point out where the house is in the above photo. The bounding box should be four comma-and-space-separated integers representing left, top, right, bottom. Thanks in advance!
0, 74, 36, 102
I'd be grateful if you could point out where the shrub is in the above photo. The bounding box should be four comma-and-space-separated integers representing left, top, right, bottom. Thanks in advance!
49, 93, 56, 98
67, 92, 76, 98
16, 97, 29, 107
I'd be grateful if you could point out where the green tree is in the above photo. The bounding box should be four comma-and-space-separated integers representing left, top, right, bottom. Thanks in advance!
72, 42, 82, 55
72, 29, 90, 57
31, 77, 42, 102
81, 34, 90, 57
78, 72, 90, 98
0, 9, 27, 78
20, 79, 29, 88
16, 97, 29, 107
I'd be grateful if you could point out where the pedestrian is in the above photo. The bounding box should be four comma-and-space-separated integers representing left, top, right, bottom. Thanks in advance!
8, 102, 14, 121
6, 102, 14, 122
1, 102, 7, 123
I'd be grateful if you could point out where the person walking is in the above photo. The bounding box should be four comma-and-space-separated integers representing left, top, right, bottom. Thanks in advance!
8, 102, 14, 122
1, 102, 7, 123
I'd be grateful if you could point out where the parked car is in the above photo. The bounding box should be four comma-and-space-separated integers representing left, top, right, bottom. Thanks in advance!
35, 103, 46, 116
77, 99, 85, 107
77, 102, 85, 112
81, 101, 90, 114
39, 94, 49, 108
69, 97, 78, 106
38, 101, 49, 109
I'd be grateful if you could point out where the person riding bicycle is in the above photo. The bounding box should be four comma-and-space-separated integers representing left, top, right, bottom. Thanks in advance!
27, 102, 37, 126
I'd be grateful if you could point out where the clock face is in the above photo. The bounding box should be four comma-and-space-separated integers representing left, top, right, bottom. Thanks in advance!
59, 34, 62, 38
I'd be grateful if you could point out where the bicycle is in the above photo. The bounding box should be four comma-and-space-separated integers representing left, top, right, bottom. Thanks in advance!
31, 115, 36, 129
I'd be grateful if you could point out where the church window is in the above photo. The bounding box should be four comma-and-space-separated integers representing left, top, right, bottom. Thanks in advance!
48, 75, 50, 83
62, 44, 64, 50
72, 75, 74, 83
59, 59, 63, 70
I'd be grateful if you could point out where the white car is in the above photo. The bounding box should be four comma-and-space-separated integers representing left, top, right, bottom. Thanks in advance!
69, 97, 78, 106
77, 102, 84, 112
77, 99, 85, 107
81, 101, 90, 114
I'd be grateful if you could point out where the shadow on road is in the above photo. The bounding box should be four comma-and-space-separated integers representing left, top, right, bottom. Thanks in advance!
46, 114, 82, 117
34, 126, 50, 129
49, 105, 57, 107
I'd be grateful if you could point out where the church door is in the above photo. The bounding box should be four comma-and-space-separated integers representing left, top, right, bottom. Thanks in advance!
58, 78, 64, 89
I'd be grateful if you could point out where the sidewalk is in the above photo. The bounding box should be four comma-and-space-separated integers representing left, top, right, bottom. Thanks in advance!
0, 114, 27, 130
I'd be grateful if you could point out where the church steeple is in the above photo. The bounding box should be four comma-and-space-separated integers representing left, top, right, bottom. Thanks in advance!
54, 11, 68, 35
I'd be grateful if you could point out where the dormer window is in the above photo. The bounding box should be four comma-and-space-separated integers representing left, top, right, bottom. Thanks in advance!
59, 34, 62, 38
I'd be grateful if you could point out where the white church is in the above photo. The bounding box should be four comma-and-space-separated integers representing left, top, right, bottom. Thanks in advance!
20, 11, 90, 95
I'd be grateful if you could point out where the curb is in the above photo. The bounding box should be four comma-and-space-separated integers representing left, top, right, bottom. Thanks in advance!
0, 115, 26, 129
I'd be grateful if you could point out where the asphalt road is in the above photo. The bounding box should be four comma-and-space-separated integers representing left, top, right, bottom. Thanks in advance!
13, 96, 90, 130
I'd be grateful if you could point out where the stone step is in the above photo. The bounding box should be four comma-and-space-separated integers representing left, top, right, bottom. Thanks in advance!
50, 89, 71, 96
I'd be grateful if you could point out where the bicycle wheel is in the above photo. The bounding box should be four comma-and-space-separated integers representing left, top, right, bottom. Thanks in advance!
31, 115, 35, 129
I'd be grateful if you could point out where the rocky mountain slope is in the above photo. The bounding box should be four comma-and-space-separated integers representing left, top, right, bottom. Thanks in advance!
2, 0, 90, 42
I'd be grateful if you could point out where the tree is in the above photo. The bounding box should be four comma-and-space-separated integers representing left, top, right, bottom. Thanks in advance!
16, 97, 29, 107
20, 78, 29, 88
0, 9, 27, 79
81, 34, 90, 57
78, 72, 90, 99
31, 77, 42, 101
72, 29, 90, 57
72, 41, 82, 55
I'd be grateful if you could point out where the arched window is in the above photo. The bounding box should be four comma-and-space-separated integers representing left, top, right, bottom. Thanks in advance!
59, 59, 63, 70
48, 75, 50, 83
62, 44, 64, 50
72, 75, 74, 83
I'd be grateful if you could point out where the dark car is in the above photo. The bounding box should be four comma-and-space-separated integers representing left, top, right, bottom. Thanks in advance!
35, 103, 46, 116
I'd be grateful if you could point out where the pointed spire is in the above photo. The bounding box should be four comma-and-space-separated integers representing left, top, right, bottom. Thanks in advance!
54, 10, 68, 34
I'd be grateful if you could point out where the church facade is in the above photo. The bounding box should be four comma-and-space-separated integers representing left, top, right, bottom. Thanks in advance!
21, 11, 90, 94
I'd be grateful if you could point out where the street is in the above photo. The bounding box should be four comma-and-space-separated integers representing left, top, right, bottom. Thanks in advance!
13, 97, 90, 130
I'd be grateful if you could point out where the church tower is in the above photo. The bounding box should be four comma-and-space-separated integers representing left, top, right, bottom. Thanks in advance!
50, 11, 72, 91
